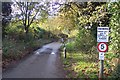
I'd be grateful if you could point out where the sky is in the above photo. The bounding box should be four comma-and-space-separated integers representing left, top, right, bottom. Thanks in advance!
11, 0, 66, 19
10, 0, 118, 19
1, 0, 118, 2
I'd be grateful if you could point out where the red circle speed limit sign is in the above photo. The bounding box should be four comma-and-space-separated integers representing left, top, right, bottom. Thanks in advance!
97, 42, 108, 52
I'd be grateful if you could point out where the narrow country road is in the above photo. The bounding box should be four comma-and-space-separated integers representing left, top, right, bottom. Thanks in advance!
3, 42, 65, 78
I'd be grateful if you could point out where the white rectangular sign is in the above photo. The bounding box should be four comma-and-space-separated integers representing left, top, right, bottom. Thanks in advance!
99, 52, 104, 60
97, 27, 109, 42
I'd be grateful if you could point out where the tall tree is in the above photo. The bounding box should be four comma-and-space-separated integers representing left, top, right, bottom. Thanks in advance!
58, 2, 109, 53
108, 2, 120, 56
2, 2, 12, 26
13, 1, 49, 36
2, 2, 12, 37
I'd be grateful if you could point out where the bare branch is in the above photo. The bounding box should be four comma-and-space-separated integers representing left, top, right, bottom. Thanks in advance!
28, 10, 39, 27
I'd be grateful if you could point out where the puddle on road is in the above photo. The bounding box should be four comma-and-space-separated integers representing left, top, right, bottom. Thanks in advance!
35, 48, 53, 55
34, 42, 61, 56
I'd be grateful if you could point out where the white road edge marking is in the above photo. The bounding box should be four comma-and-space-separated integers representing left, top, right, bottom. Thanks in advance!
51, 52, 55, 54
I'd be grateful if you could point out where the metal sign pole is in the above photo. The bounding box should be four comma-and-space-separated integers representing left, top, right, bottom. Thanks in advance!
99, 60, 104, 79
98, 52, 105, 79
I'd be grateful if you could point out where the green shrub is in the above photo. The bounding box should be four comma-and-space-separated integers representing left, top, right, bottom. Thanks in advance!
111, 64, 120, 79
75, 29, 96, 54
66, 41, 76, 52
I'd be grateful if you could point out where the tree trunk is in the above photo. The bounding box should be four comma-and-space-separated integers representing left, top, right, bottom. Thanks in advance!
24, 25, 29, 41
25, 27, 29, 35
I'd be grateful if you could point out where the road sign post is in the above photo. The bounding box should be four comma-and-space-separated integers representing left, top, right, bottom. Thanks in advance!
99, 60, 104, 79
97, 43, 108, 79
99, 52, 104, 79
64, 46, 66, 58
97, 27, 109, 79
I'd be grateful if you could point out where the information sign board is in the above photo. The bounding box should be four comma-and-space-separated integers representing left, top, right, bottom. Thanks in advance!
97, 27, 109, 42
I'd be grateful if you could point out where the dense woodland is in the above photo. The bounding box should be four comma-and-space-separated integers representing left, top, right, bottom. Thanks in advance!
2, 0, 120, 79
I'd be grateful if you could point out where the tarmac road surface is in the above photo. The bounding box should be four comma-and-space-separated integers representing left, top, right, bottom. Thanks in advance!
3, 42, 65, 78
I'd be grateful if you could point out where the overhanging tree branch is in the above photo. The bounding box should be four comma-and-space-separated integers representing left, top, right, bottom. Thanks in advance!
28, 10, 39, 27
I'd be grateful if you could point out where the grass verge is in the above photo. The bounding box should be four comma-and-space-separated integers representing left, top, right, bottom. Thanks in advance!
61, 51, 119, 79
61, 51, 99, 79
